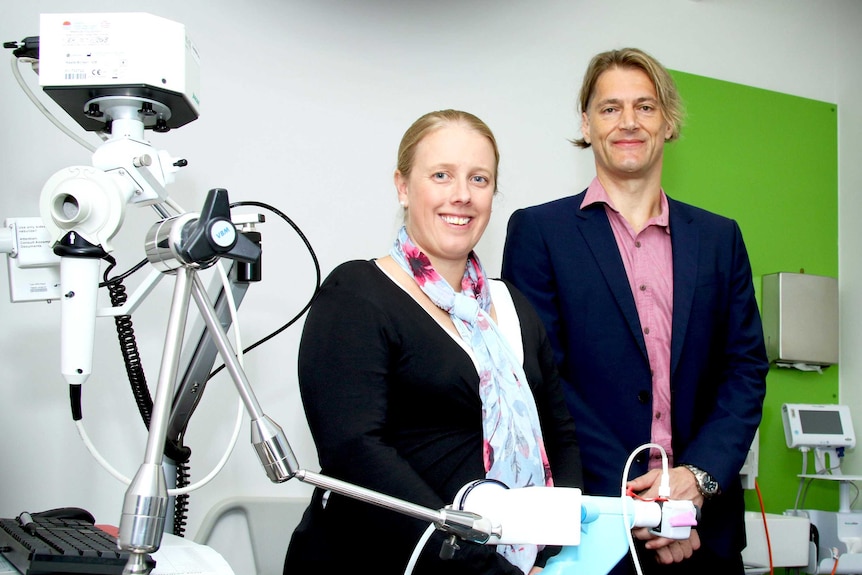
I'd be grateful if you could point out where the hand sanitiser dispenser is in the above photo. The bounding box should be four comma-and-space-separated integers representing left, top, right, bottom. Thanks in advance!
762, 272, 838, 369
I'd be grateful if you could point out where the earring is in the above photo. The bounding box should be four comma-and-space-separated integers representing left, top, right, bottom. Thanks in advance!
400, 201, 407, 208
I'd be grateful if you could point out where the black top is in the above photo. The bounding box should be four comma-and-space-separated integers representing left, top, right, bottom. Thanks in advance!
284, 260, 583, 575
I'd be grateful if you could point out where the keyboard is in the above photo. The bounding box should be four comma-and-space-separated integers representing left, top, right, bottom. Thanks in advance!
0, 515, 155, 574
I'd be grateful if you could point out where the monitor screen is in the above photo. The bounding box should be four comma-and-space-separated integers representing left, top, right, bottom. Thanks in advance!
799, 409, 845, 435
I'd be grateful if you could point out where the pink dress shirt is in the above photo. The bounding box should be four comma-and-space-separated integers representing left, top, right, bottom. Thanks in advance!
582, 178, 674, 469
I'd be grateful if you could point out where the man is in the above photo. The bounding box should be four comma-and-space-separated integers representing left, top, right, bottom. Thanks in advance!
501, 47, 768, 574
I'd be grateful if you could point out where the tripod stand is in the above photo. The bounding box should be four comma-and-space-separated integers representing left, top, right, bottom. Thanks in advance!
115, 188, 495, 574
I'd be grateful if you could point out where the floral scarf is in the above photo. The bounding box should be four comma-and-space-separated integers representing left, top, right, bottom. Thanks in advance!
390, 226, 552, 573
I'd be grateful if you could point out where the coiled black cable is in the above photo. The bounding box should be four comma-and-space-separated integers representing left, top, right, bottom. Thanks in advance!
103, 256, 153, 427
95, 200, 320, 538
103, 255, 192, 536
173, 461, 191, 537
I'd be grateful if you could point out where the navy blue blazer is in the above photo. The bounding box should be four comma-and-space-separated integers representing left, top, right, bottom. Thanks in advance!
501, 190, 768, 560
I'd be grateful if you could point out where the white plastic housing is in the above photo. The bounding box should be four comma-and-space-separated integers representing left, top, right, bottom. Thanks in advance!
455, 482, 583, 546
38, 12, 201, 130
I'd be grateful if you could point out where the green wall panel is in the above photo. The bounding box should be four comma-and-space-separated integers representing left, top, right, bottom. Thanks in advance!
664, 70, 839, 514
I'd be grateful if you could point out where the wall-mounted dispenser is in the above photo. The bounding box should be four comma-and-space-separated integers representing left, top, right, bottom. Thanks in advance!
761, 272, 838, 369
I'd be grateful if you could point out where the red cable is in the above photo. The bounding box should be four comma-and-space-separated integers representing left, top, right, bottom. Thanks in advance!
754, 479, 774, 575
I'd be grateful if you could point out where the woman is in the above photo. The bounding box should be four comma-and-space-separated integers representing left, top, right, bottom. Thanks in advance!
284, 110, 582, 574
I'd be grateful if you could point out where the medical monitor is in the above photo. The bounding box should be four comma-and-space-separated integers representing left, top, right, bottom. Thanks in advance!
782, 403, 856, 449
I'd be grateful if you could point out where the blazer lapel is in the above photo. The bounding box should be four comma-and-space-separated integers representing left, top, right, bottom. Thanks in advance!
668, 199, 698, 379
576, 205, 649, 361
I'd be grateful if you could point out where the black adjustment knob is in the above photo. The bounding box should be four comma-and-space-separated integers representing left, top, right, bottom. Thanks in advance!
85, 103, 103, 118
153, 117, 171, 133
178, 189, 261, 267
439, 535, 460, 560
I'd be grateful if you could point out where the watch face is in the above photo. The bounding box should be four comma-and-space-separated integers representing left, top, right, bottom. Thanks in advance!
702, 477, 719, 495
683, 464, 719, 496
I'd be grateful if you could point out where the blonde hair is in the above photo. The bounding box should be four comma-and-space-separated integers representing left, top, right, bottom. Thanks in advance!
572, 47, 684, 149
396, 109, 500, 193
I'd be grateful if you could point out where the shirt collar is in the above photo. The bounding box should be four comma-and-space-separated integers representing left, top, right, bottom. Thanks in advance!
581, 177, 671, 232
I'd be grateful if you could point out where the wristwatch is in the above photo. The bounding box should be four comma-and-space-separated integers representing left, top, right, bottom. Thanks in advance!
681, 464, 720, 499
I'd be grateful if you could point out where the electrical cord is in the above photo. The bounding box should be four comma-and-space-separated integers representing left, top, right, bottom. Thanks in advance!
73, 401, 243, 497
404, 523, 437, 575
754, 478, 774, 574
173, 461, 191, 536
9, 54, 101, 152
12, 38, 322, 536
102, 252, 198, 527
814, 448, 844, 475
398, 443, 680, 575
792, 449, 809, 513
71, 258, 246, 498
206, 200, 322, 382
69, 203, 319, 500
621, 443, 670, 575
103, 255, 154, 429
10, 43, 322, 533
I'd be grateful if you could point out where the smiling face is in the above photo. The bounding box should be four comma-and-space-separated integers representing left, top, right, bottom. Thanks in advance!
394, 122, 496, 271
581, 66, 673, 182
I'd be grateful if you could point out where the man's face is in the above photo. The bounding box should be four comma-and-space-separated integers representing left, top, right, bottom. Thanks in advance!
581, 66, 673, 182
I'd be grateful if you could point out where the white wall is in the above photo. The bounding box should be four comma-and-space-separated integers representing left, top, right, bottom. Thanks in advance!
836, 1, 862, 477
1, 0, 859, 567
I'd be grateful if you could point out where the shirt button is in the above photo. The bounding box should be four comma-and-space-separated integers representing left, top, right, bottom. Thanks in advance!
655, 412, 662, 420
635, 241, 642, 248
639, 284, 647, 291
644, 327, 650, 335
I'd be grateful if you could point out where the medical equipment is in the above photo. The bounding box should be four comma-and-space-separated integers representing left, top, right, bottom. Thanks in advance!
2, 13, 698, 575
782, 403, 862, 574
783, 403, 856, 450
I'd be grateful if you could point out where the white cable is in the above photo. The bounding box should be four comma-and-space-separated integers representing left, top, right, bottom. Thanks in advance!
16, 35, 249, 497
814, 448, 842, 474
793, 448, 809, 511
170, 399, 243, 496
12, 54, 190, 222
75, 259, 247, 496
75, 397, 243, 497
10, 54, 98, 153
75, 419, 132, 484
620, 442, 669, 575
167, 261, 247, 496
403, 523, 436, 575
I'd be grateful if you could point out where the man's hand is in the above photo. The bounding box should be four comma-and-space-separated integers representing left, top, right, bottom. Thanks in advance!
627, 466, 704, 506
637, 528, 701, 564
626, 467, 704, 564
